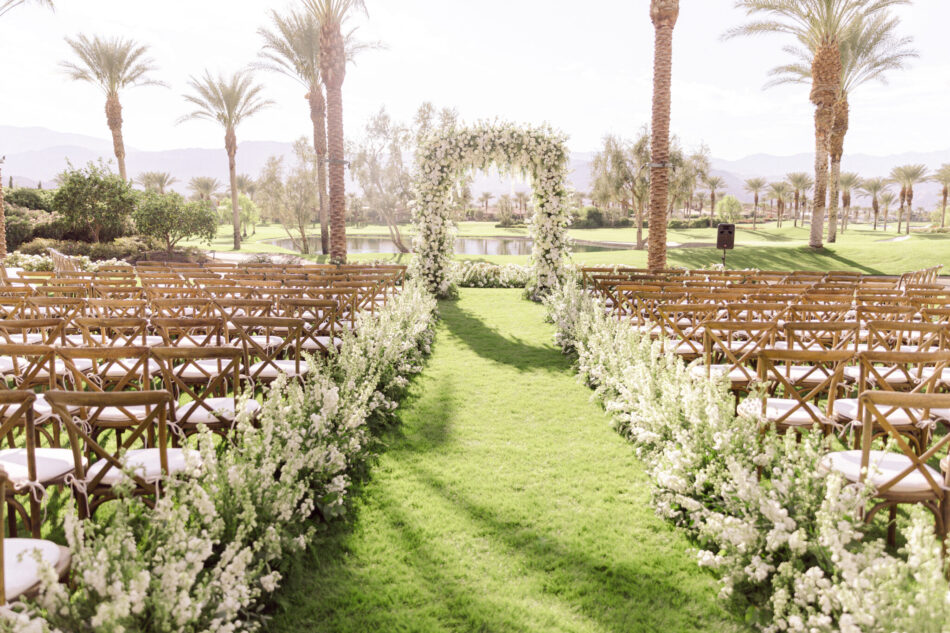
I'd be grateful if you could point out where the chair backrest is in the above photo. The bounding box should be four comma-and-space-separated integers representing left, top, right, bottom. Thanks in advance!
152, 317, 227, 348
703, 321, 777, 382
151, 346, 243, 426
57, 346, 151, 393
75, 317, 149, 347
783, 321, 859, 352
230, 316, 304, 381
756, 349, 852, 427
858, 391, 950, 497
866, 321, 948, 353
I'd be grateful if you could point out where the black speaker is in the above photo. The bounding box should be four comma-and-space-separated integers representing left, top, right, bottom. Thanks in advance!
717, 223, 735, 250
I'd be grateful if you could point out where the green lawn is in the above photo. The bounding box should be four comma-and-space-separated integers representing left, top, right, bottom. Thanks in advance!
186, 221, 949, 276
267, 289, 742, 633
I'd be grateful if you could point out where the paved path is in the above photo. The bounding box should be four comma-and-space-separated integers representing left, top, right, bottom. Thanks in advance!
268, 289, 740, 633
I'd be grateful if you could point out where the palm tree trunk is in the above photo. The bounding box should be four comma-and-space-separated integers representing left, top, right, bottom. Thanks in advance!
906, 188, 913, 235
105, 94, 127, 181
897, 188, 905, 233
226, 128, 240, 250
752, 193, 758, 230
827, 157, 841, 242
709, 192, 716, 227
826, 97, 848, 243
308, 88, 330, 256
0, 164, 7, 257
808, 40, 840, 250
941, 186, 947, 229
646, 0, 678, 272
873, 197, 879, 230
325, 80, 346, 264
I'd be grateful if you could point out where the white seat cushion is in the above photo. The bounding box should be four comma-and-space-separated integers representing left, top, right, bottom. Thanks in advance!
98, 359, 161, 379
230, 334, 284, 350
175, 397, 261, 425
690, 363, 753, 384
84, 448, 192, 485
760, 398, 826, 426
298, 336, 344, 351
248, 360, 310, 379
93, 404, 166, 423
173, 360, 237, 380
3, 538, 63, 599
822, 450, 942, 494
833, 398, 919, 426
842, 366, 914, 385
0, 448, 76, 486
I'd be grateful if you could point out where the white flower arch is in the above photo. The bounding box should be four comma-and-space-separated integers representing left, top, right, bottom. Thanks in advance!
410, 121, 572, 299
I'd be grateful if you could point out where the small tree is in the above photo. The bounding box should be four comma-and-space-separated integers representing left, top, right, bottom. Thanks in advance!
217, 194, 260, 238
52, 161, 135, 242
133, 191, 217, 254
716, 194, 743, 223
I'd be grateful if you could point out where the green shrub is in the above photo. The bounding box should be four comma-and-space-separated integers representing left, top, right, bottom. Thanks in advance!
51, 161, 135, 242
716, 195, 743, 223
4, 188, 51, 211
133, 192, 218, 253
18, 236, 154, 260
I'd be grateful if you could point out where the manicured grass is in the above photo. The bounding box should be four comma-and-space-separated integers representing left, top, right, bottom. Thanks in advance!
186, 221, 949, 276
267, 289, 742, 633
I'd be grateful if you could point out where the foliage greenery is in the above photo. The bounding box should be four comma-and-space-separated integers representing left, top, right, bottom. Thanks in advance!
132, 191, 217, 254
50, 161, 135, 243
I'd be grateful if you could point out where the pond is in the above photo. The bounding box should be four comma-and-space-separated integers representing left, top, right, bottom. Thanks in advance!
268, 235, 619, 255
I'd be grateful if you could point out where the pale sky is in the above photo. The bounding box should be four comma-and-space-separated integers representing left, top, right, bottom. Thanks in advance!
2, 0, 948, 160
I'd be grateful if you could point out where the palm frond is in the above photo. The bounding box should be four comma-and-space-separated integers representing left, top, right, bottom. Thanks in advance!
61, 33, 166, 96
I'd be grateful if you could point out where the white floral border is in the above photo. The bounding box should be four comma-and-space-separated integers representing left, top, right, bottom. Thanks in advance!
409, 121, 572, 299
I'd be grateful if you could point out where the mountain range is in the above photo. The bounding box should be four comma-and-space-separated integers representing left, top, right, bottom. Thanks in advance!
2, 125, 947, 208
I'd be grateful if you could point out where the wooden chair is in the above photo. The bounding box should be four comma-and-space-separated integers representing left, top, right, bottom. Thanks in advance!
0, 465, 70, 604
822, 391, 950, 545
152, 317, 227, 348
697, 322, 777, 394
230, 317, 308, 384
45, 389, 185, 517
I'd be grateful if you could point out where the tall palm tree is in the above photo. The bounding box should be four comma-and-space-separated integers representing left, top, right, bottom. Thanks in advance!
744, 177, 767, 230
878, 190, 895, 231
257, 8, 330, 255
302, 0, 367, 264
703, 175, 724, 228
477, 192, 493, 215
136, 171, 177, 194
837, 172, 860, 231
785, 172, 814, 228
769, 182, 791, 226
514, 191, 530, 214
180, 70, 272, 250
766, 12, 914, 243
234, 173, 257, 198
890, 164, 927, 235
0, 0, 53, 18
931, 164, 950, 229
646, 0, 679, 272
858, 176, 887, 229
61, 35, 165, 181
727, 0, 909, 249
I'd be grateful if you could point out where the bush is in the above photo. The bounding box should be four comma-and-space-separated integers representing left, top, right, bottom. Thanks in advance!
133, 191, 218, 254
18, 236, 155, 261
716, 195, 743, 223
4, 188, 51, 211
452, 261, 532, 288
51, 161, 136, 242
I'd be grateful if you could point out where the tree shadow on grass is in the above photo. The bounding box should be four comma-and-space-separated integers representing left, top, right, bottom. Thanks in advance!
669, 245, 882, 274
441, 301, 568, 374
405, 465, 739, 633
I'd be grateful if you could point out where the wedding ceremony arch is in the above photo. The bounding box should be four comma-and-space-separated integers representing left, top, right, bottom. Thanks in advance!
410, 121, 572, 299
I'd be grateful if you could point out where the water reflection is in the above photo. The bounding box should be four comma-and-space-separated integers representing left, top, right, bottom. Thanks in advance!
269, 236, 613, 255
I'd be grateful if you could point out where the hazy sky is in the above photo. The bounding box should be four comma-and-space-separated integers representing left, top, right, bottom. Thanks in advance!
2, 0, 948, 159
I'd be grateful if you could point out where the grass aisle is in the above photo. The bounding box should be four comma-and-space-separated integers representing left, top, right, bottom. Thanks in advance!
268, 289, 741, 633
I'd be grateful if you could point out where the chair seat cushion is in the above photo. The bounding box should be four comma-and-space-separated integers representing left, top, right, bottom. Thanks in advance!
175, 397, 261, 425
97, 359, 161, 379
248, 360, 310, 379
3, 538, 66, 600
93, 404, 167, 423
230, 334, 284, 350
842, 365, 914, 385
85, 448, 194, 485
298, 336, 344, 351
0, 448, 76, 486
833, 398, 920, 426
690, 363, 753, 384
760, 398, 826, 426
821, 450, 942, 494
774, 365, 834, 385
173, 360, 237, 381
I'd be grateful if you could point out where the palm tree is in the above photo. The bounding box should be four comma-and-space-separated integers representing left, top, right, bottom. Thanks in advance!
514, 191, 530, 215
727, 0, 909, 249
235, 173, 257, 198
61, 35, 165, 181
858, 177, 887, 229
136, 171, 177, 194
931, 164, 950, 229
303, 0, 367, 264
477, 192, 493, 215
695, 190, 707, 219
188, 177, 223, 205
766, 12, 914, 242
0, 0, 53, 18
890, 164, 928, 235
257, 8, 329, 254
180, 70, 272, 250
744, 177, 767, 230
703, 175, 724, 228
837, 171, 861, 231
646, 0, 679, 272
878, 190, 895, 231
769, 182, 791, 226
785, 172, 813, 228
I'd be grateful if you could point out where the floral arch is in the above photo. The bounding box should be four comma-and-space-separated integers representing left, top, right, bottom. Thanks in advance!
409, 121, 572, 299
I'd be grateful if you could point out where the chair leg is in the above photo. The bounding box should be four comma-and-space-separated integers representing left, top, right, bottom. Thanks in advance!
887, 506, 898, 547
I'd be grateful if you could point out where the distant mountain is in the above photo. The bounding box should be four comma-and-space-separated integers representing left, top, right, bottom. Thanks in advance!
2, 124, 946, 208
